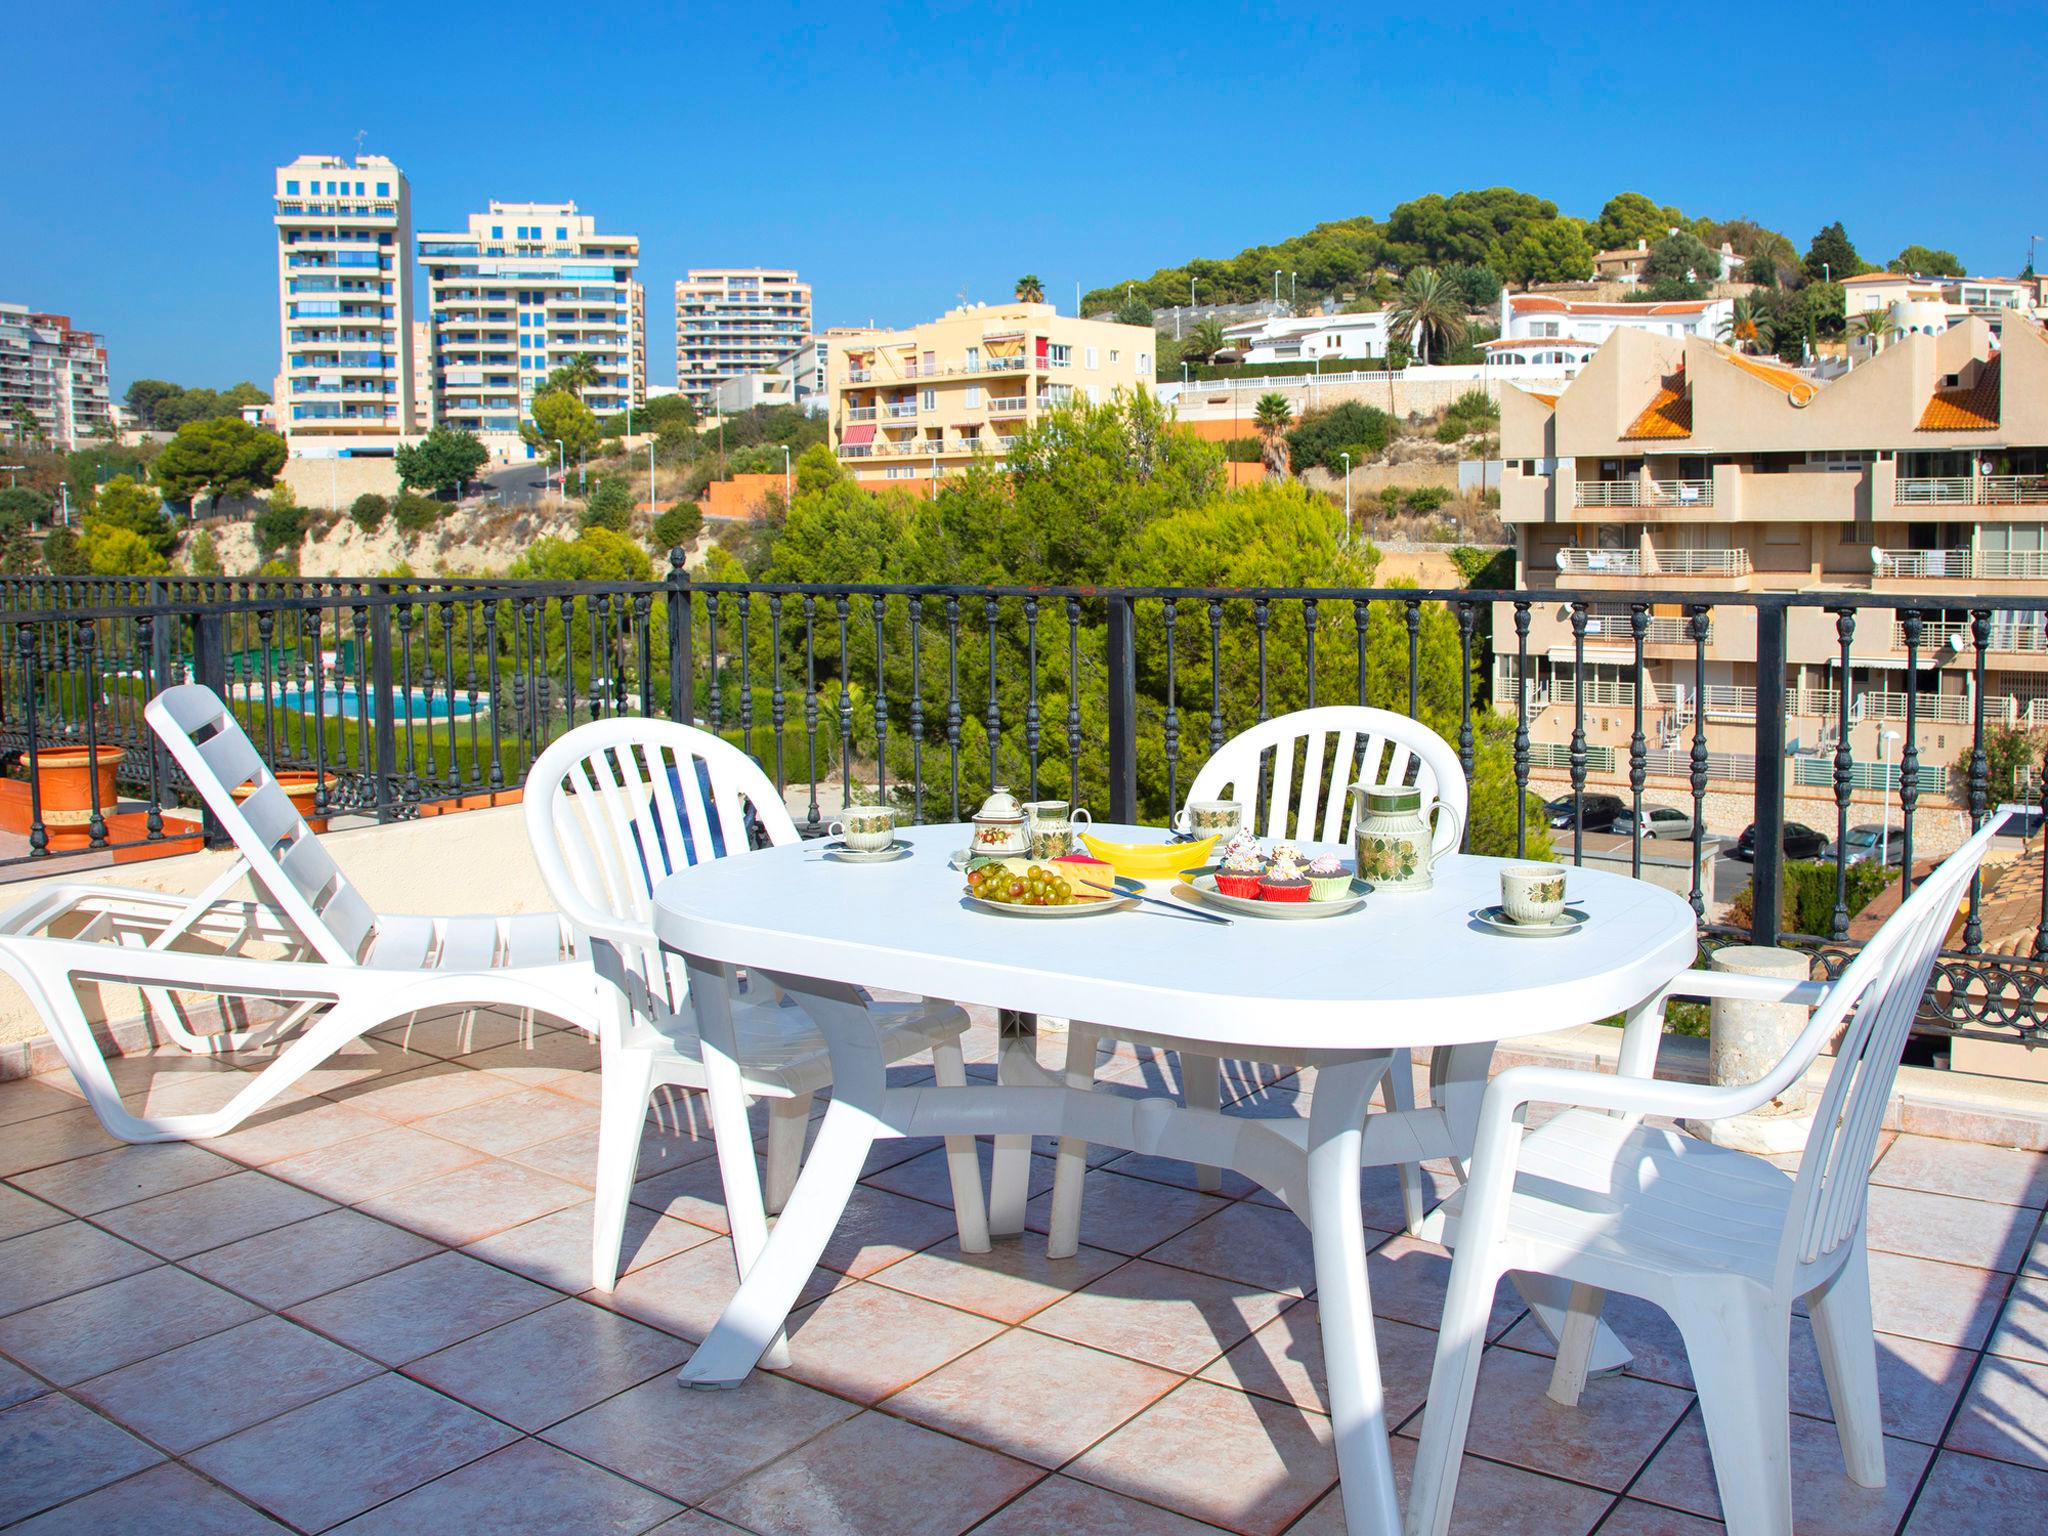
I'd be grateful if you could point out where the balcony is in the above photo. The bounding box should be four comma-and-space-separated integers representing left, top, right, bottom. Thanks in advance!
1894, 614, 2048, 655
1896, 475, 2048, 506
885, 403, 919, 419
1571, 479, 1715, 510
986, 396, 1029, 416
1556, 549, 1645, 576
1878, 549, 2048, 581
845, 406, 877, 422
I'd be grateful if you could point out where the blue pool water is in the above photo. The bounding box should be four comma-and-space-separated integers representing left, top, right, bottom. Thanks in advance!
268, 686, 486, 721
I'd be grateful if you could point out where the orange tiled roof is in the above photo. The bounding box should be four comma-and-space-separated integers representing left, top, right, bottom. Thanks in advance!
1919, 354, 2001, 431
1622, 371, 1691, 439
1526, 392, 1559, 408
1509, 295, 1716, 318
1720, 347, 1819, 406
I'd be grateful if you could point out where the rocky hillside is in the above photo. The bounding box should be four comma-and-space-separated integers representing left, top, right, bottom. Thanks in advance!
191, 501, 602, 579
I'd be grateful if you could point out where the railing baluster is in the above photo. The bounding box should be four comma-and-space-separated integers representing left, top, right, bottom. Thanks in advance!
1570, 600, 1588, 865
1302, 595, 1317, 711
1253, 597, 1270, 722
1405, 599, 1421, 719
441, 598, 460, 792
1900, 610, 1920, 894
769, 593, 787, 793
1964, 608, 1991, 954
1163, 596, 1180, 814
1629, 602, 1648, 879
1689, 603, 1710, 921
802, 594, 820, 831
870, 594, 887, 805
484, 598, 504, 791
76, 620, 106, 849
1213, 598, 1230, 752
397, 598, 420, 810
1066, 597, 1083, 801
1830, 609, 1857, 939
737, 591, 755, 756
706, 590, 722, 740
837, 594, 853, 810
1352, 598, 1368, 712
983, 594, 1001, 793
1512, 600, 1530, 859
1456, 601, 1474, 784
908, 596, 924, 823
945, 595, 962, 819
1024, 596, 1041, 801
137, 611, 163, 841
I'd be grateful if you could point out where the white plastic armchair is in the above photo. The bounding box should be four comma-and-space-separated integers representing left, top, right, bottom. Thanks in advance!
1047, 706, 1468, 1256
0, 683, 598, 1143
523, 717, 985, 1293
1405, 816, 2000, 1536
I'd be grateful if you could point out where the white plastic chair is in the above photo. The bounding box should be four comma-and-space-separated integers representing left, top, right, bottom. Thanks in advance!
523, 718, 986, 1292
1405, 816, 2001, 1536
1047, 705, 1467, 1256
0, 683, 599, 1142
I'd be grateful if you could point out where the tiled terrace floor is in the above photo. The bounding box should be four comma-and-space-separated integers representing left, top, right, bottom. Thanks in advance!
3, 1011, 2047, 1534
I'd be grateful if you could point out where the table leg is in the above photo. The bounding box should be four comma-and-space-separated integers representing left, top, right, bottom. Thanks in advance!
1307, 1054, 1404, 1536
988, 1009, 1036, 1238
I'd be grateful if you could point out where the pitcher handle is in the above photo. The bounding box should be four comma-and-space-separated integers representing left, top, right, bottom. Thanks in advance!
1431, 799, 1464, 859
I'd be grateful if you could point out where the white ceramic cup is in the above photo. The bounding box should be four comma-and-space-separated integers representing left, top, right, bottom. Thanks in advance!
1500, 864, 1568, 924
1174, 799, 1244, 836
830, 806, 898, 851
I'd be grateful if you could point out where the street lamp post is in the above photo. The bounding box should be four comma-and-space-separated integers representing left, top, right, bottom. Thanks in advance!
1340, 451, 1352, 542
782, 443, 792, 502
554, 439, 565, 504
1877, 727, 1902, 865
1273, 269, 1281, 304
648, 442, 657, 518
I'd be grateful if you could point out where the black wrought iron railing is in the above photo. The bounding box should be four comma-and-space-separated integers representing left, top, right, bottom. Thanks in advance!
2, 569, 2044, 1043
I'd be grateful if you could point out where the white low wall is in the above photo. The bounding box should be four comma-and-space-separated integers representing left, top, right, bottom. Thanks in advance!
0, 805, 553, 1055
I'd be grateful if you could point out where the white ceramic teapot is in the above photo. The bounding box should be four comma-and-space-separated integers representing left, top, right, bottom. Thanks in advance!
970, 785, 1030, 857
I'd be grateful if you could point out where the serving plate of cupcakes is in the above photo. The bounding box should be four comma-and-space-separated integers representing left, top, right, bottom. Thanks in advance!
1175, 831, 1372, 920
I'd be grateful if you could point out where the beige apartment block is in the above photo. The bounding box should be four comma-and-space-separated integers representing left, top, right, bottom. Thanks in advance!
0, 304, 112, 450
410, 320, 432, 431
628, 279, 647, 407
417, 202, 640, 460
675, 269, 812, 413
828, 302, 1154, 487
1494, 320, 2048, 809
273, 154, 415, 458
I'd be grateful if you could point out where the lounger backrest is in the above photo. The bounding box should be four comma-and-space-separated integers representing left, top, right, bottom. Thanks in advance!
145, 683, 376, 966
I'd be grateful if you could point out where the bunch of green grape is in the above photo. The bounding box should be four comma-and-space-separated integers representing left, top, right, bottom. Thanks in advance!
966, 862, 1077, 906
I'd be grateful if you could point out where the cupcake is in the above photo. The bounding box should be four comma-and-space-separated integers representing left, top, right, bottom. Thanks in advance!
1305, 853, 1353, 902
1214, 842, 1267, 898
1221, 828, 1262, 865
1259, 870, 1311, 902
1265, 843, 1307, 881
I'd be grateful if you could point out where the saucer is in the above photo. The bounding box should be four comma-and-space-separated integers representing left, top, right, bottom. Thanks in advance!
824, 840, 910, 864
1474, 904, 1588, 937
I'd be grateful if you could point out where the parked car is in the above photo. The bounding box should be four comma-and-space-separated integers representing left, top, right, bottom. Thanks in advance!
1826, 824, 1906, 867
1544, 792, 1625, 832
1729, 821, 1829, 862
1613, 805, 1695, 840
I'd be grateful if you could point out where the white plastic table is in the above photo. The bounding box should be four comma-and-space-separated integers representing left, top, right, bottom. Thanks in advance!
652, 823, 1698, 1536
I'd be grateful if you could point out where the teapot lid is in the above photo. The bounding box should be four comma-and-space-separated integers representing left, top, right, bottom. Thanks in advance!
1358, 783, 1422, 814
974, 784, 1023, 821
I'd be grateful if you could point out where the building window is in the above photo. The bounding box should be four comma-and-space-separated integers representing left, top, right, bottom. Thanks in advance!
921, 389, 936, 411
966, 385, 980, 407
1048, 344, 1070, 367
1085, 347, 1098, 369
1139, 352, 1150, 373
376, 182, 390, 196
284, 180, 299, 194
1109, 350, 1119, 364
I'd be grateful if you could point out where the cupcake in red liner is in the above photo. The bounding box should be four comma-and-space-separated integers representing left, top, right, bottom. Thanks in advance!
1214, 842, 1267, 898
1259, 874, 1312, 902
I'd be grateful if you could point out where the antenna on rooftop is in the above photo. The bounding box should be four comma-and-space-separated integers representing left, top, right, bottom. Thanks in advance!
353, 128, 368, 158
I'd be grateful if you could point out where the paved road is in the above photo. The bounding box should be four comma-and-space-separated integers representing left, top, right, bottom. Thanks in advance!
473, 460, 553, 509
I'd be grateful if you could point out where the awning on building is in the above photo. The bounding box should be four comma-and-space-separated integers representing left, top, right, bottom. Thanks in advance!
842, 423, 875, 445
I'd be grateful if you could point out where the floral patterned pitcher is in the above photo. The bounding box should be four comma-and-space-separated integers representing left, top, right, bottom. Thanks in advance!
1348, 783, 1462, 892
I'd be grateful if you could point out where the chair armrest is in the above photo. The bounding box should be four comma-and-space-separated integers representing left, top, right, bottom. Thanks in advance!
1614, 968, 1826, 1080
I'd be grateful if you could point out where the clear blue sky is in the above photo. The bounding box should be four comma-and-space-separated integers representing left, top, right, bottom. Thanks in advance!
6, 2, 2042, 395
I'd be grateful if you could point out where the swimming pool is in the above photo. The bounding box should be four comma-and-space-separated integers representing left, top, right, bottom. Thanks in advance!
262, 685, 489, 721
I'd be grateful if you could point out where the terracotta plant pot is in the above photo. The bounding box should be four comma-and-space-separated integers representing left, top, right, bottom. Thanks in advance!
109, 810, 205, 864
231, 770, 333, 834
414, 787, 524, 818
0, 746, 124, 850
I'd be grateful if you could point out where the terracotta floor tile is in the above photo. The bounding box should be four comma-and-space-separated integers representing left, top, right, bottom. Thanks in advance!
189, 1371, 518, 1532
197, 1096, 393, 1169
455, 1029, 601, 1086
1871, 1135, 2048, 1209
0, 1075, 85, 1129
10, 1140, 237, 1217
702, 1408, 1041, 1536
326, 1436, 680, 1535
1903, 1448, 2048, 1532
182, 1206, 440, 1310
411, 1085, 602, 1156
1067, 1378, 1334, 1536
1944, 1353, 2048, 1470
91, 1169, 333, 1260
263, 1122, 486, 1203
72, 1314, 380, 1453
1455, 1343, 1691, 1490
541, 1370, 861, 1504
1787, 1321, 1974, 1446
1988, 1276, 2048, 1365
1098, 1149, 1264, 1200
809, 1183, 964, 1278
372, 1010, 543, 1060
776, 1281, 1005, 1403
0, 1392, 163, 1527
648, 1515, 756, 1536
0, 1106, 122, 1177
504, 1108, 724, 1191
1497, 1289, 1695, 1391
1632, 1404, 1931, 1530
1030, 1256, 1298, 1375
862, 1143, 1053, 1210
329, 1059, 524, 1123
1591, 1500, 1726, 1536
0, 1264, 259, 1386
884, 1328, 1177, 1467
0, 1356, 43, 1412
0, 1184, 68, 1244
1864, 1184, 2039, 1273
867, 1235, 1126, 1324
965, 1475, 1231, 1534
1144, 1199, 1338, 1296
1020, 1168, 1232, 1256
288, 1250, 557, 1365
355, 1157, 586, 1246
407, 1297, 691, 1430
628, 1156, 742, 1232
1198, 1302, 1439, 1425
290, 1034, 422, 1094
1863, 1249, 2012, 1349
0, 1461, 288, 1534
0, 1221, 157, 1317
595, 1237, 843, 1340
463, 1201, 717, 1293
1291, 1435, 1613, 1536
1364, 1235, 1528, 1340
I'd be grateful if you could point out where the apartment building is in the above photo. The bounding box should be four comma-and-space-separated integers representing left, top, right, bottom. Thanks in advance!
1494, 319, 2048, 805
828, 302, 1154, 487
1222, 312, 1396, 364
0, 304, 112, 449
417, 201, 640, 458
628, 280, 647, 408
273, 155, 414, 457
410, 321, 432, 430
674, 270, 812, 412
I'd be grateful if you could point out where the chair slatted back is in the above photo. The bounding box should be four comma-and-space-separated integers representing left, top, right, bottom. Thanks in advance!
1768, 819, 1998, 1277
145, 683, 375, 966
1185, 706, 1467, 847
524, 719, 799, 1013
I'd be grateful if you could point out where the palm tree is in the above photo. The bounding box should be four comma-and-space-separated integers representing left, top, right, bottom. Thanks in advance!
1851, 309, 1900, 354
1183, 318, 1227, 363
1384, 267, 1467, 364
1716, 295, 1775, 354
1014, 274, 1045, 303
1253, 393, 1293, 437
